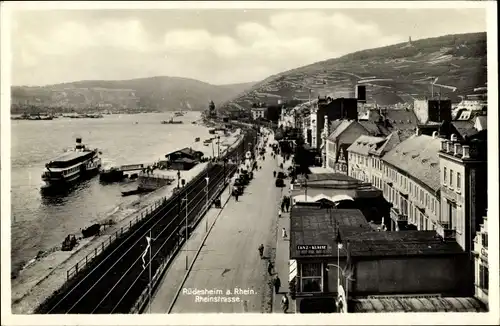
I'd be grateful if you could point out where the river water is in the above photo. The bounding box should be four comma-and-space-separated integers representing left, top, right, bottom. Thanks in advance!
10, 112, 215, 275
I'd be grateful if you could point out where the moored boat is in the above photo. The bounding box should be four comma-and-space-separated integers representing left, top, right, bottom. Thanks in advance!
161, 118, 183, 124
41, 138, 102, 191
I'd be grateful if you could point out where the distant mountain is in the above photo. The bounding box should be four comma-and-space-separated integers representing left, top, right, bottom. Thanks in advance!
11, 77, 256, 113
221, 32, 487, 111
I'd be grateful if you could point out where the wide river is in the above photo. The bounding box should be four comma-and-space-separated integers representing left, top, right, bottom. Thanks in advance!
10, 112, 215, 275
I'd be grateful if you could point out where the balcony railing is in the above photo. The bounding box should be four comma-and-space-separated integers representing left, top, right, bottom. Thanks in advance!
436, 224, 456, 240
390, 207, 408, 222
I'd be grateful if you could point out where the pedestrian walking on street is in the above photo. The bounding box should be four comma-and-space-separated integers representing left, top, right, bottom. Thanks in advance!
285, 196, 290, 212
235, 193, 239, 202
273, 171, 276, 178
268, 261, 274, 276
274, 276, 281, 294
258, 244, 264, 258
282, 227, 287, 239
281, 294, 289, 313
281, 200, 286, 213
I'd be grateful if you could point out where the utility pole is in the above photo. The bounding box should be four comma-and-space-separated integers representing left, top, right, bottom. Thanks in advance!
205, 176, 209, 232
217, 136, 220, 159
182, 196, 188, 270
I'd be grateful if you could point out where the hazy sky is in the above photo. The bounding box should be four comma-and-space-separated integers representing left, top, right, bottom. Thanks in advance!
11, 7, 487, 86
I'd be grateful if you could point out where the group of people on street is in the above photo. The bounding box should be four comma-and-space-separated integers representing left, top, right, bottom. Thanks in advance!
280, 196, 291, 213
257, 244, 289, 313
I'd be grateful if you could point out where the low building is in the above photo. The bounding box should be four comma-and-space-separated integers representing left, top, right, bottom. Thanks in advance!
291, 173, 389, 225
165, 147, 204, 170
289, 207, 476, 313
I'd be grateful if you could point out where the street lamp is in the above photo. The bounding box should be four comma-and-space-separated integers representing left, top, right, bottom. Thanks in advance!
335, 228, 343, 291
176, 170, 181, 189
217, 136, 221, 159
182, 196, 188, 270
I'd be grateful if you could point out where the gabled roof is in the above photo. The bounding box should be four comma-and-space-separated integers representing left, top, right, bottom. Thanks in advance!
347, 135, 386, 156
167, 147, 204, 159
369, 132, 403, 156
381, 134, 442, 192
451, 120, 478, 139
358, 120, 387, 136
382, 109, 419, 129
329, 120, 343, 135
475, 115, 487, 130
328, 120, 353, 141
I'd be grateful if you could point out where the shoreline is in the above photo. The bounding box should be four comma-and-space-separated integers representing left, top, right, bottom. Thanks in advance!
11, 126, 242, 314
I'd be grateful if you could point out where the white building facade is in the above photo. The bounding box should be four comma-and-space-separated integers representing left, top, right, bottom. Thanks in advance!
473, 211, 488, 307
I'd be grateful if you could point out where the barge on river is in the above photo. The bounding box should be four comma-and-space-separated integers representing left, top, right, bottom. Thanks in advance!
41, 138, 102, 191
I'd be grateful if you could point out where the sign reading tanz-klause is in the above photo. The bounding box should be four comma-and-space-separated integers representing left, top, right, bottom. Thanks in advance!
297, 245, 328, 251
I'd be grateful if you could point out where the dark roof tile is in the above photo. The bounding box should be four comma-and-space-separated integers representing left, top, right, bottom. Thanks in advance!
347, 135, 386, 156
381, 135, 441, 192
452, 121, 479, 138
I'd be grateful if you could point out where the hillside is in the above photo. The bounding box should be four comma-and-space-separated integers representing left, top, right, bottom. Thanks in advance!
221, 32, 487, 111
11, 77, 255, 113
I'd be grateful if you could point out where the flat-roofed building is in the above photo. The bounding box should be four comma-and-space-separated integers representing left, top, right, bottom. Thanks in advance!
289, 207, 478, 313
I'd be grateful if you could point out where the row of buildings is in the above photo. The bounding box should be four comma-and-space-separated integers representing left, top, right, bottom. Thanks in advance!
281, 85, 489, 313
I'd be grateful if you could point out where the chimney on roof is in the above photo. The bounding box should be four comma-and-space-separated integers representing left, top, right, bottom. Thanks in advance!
415, 127, 421, 136
450, 134, 458, 142
462, 145, 470, 158
454, 143, 461, 156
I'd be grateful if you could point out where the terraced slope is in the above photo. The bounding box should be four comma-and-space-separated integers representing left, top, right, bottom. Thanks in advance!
221, 32, 486, 110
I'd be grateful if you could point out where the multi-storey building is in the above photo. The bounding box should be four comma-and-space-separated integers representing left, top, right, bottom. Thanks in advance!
366, 132, 402, 195
381, 130, 443, 231
346, 135, 386, 183
473, 210, 489, 307
413, 98, 452, 124
325, 120, 372, 174
438, 131, 487, 253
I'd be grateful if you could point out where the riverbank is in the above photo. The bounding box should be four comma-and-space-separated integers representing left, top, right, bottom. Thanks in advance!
11, 129, 242, 314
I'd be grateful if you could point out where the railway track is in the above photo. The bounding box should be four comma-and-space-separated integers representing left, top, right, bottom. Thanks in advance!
36, 129, 257, 314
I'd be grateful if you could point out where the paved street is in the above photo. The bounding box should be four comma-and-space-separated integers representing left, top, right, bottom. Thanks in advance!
151, 134, 283, 313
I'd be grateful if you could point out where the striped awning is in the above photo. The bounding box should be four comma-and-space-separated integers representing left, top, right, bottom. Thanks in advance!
289, 259, 297, 282
352, 297, 487, 313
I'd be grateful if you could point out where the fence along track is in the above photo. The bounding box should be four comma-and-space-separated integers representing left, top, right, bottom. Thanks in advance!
36, 129, 256, 314
41, 164, 225, 314
103, 167, 235, 314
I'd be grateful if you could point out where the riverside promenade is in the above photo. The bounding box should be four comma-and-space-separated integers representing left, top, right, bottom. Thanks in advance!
150, 133, 283, 313
11, 131, 240, 314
